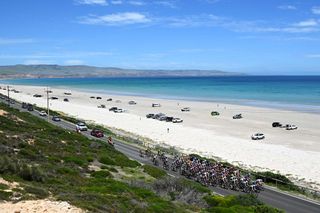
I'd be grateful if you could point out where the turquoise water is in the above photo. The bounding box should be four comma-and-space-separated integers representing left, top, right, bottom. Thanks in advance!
2, 76, 320, 112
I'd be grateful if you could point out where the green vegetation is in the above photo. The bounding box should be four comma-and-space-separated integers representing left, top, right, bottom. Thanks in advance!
142, 165, 167, 179
204, 195, 284, 213
0, 103, 284, 212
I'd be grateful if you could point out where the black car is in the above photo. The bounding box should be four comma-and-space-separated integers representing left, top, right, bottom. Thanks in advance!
272, 122, 282, 127
51, 97, 58, 100
166, 117, 174, 122
33, 94, 42, 98
52, 116, 61, 122
90, 96, 95, 99
146, 113, 154, 118
233, 114, 243, 119
27, 104, 34, 111
96, 97, 102, 100
63, 98, 69, 102
109, 107, 118, 112
107, 98, 112, 101
22, 102, 27, 109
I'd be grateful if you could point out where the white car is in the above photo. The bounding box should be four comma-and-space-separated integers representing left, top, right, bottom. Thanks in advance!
39, 110, 47, 116
152, 103, 161, 107
76, 122, 88, 131
251, 133, 265, 140
114, 108, 125, 113
181, 107, 190, 112
172, 118, 183, 123
286, 124, 298, 130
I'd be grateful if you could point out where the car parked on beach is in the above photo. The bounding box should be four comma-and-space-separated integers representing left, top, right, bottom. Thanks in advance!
51, 97, 58, 100
39, 111, 47, 116
107, 98, 112, 101
90, 96, 95, 99
146, 113, 154, 118
109, 107, 118, 112
52, 115, 61, 122
181, 107, 190, 112
285, 124, 298, 130
272, 122, 282, 127
172, 118, 183, 123
33, 94, 42, 98
211, 111, 220, 116
153, 113, 165, 119
233, 114, 242, 119
128, 101, 137, 105
166, 117, 174, 122
91, 129, 104, 138
251, 133, 265, 140
158, 116, 167, 121
152, 103, 161, 107
76, 122, 88, 131
63, 98, 69, 102
64, 92, 72, 95
114, 108, 125, 113
96, 97, 102, 100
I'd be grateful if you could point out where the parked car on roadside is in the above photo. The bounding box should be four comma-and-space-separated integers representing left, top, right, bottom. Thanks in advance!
91, 129, 104, 138
33, 94, 42, 98
166, 117, 174, 122
158, 116, 167, 121
39, 110, 47, 116
52, 115, 61, 122
251, 133, 265, 140
76, 122, 88, 131
153, 113, 165, 119
114, 108, 124, 113
27, 104, 34, 111
22, 102, 27, 109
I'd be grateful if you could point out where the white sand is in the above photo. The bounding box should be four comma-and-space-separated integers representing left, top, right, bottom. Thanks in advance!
2, 85, 320, 187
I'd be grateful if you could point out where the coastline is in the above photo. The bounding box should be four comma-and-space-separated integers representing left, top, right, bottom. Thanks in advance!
1, 84, 320, 189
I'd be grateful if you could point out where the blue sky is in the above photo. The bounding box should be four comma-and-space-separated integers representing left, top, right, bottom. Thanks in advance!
0, 0, 320, 74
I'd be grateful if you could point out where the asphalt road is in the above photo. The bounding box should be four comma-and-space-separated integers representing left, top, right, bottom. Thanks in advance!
2, 98, 320, 213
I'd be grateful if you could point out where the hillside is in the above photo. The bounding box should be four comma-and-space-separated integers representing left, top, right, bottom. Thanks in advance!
0, 65, 243, 79
0, 102, 282, 212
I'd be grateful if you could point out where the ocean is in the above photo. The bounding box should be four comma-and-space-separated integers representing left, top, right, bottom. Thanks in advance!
2, 76, 320, 112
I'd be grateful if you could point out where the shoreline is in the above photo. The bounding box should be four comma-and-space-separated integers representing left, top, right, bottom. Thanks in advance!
3, 82, 320, 114
1, 84, 320, 188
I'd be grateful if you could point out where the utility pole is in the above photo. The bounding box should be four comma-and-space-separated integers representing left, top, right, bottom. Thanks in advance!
46, 86, 50, 121
7, 85, 10, 106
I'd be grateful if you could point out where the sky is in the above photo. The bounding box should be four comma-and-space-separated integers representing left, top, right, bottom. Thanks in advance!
0, 0, 320, 75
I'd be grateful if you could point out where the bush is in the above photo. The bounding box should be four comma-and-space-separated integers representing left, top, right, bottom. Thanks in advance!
98, 155, 116, 165
63, 156, 86, 166
91, 170, 112, 179
24, 185, 49, 199
254, 205, 284, 213
142, 165, 167, 178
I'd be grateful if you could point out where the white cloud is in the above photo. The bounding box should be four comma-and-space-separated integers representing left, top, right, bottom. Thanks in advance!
24, 60, 55, 65
0, 38, 35, 45
293, 19, 318, 27
64, 59, 85, 65
128, 1, 145, 6
278, 5, 296, 10
111, 0, 123, 4
75, 0, 108, 6
306, 54, 320, 58
311, 6, 320, 15
154, 1, 177, 8
78, 12, 151, 25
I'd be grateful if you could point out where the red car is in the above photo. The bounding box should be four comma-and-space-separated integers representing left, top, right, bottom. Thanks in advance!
90, 129, 104, 138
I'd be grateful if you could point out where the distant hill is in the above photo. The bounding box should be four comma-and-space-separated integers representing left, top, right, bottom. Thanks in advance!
0, 64, 243, 78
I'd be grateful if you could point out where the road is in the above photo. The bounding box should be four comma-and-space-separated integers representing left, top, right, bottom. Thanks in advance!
2, 97, 320, 213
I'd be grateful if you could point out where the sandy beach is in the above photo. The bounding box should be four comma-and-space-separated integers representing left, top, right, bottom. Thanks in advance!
1, 84, 320, 188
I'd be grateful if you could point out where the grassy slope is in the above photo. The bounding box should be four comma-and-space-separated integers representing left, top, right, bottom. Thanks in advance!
0, 103, 282, 212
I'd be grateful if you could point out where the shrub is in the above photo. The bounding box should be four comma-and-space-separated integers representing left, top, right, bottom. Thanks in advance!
91, 170, 112, 179
24, 185, 49, 199
142, 165, 166, 179
98, 155, 116, 165
63, 156, 86, 166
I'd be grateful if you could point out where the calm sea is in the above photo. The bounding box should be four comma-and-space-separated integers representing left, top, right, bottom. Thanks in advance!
2, 76, 320, 112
